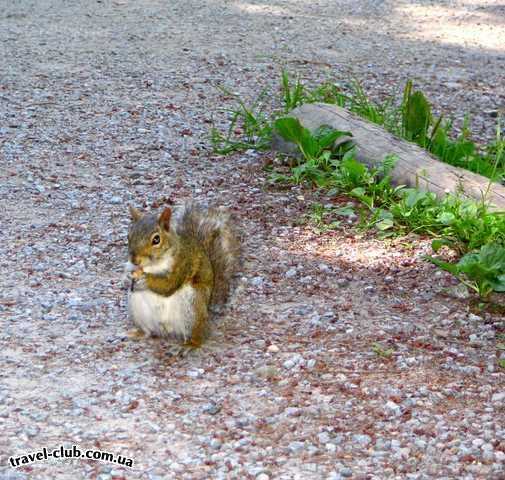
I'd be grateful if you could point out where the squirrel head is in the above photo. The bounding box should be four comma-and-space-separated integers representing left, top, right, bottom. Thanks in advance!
127, 206, 179, 274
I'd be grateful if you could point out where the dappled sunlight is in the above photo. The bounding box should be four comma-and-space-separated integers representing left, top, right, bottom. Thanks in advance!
224, 0, 505, 58
396, 2, 505, 52
231, 0, 372, 25
279, 225, 432, 272
233, 2, 289, 16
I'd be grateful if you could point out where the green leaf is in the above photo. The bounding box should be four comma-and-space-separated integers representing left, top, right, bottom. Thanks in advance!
479, 244, 505, 271
350, 187, 366, 198
499, 359, 505, 369
268, 172, 291, 184
438, 243, 505, 297
382, 154, 398, 172
274, 117, 305, 144
457, 257, 492, 281
341, 156, 367, 183
404, 90, 432, 142
432, 238, 454, 252
274, 117, 320, 159
458, 202, 479, 218
404, 189, 429, 208
302, 134, 321, 159
376, 210, 395, 231
496, 343, 505, 351
372, 343, 394, 358
424, 256, 460, 275
342, 147, 357, 162
333, 206, 355, 217
377, 217, 395, 231
491, 274, 505, 292
437, 212, 456, 225
350, 187, 372, 207
313, 125, 352, 150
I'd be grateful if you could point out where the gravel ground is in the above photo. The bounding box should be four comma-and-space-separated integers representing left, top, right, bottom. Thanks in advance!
1, 1, 504, 479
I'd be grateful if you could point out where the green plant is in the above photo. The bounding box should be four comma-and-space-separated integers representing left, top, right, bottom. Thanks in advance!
372, 343, 394, 358
280, 70, 306, 112
426, 243, 505, 299
210, 87, 273, 154
307, 203, 341, 233
342, 154, 400, 210
401, 80, 432, 144
303, 82, 348, 106
273, 117, 353, 187
350, 81, 398, 130
486, 119, 505, 177
274, 117, 352, 162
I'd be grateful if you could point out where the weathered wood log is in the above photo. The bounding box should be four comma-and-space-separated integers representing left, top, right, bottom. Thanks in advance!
272, 103, 505, 211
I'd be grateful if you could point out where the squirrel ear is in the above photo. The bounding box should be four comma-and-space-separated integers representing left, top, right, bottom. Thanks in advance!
129, 205, 143, 222
159, 207, 172, 231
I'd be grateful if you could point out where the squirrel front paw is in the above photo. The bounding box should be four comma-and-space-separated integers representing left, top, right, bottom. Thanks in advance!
132, 275, 147, 291
123, 262, 146, 290
131, 268, 144, 280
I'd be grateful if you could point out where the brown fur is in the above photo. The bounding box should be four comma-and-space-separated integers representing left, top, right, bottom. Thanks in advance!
175, 203, 241, 305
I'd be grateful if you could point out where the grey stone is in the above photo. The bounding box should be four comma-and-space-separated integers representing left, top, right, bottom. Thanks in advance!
384, 400, 402, 417
326, 473, 343, 480
0, 472, 28, 480
306, 359, 316, 369
482, 450, 494, 462
256, 474, 270, 480
283, 354, 304, 369
491, 391, 505, 403
340, 467, 353, 477
414, 439, 427, 450
285, 268, 297, 278
25, 425, 40, 437
250, 276, 264, 286
288, 441, 305, 453
203, 402, 222, 415
353, 434, 372, 446
210, 438, 222, 450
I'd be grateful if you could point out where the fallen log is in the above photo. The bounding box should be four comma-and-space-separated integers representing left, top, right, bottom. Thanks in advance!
272, 103, 505, 211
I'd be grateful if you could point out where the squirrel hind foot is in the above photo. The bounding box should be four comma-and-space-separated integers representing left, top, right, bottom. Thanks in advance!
126, 328, 146, 340
166, 343, 200, 359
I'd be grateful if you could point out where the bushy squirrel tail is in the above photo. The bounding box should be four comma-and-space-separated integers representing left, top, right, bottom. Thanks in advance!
176, 202, 240, 304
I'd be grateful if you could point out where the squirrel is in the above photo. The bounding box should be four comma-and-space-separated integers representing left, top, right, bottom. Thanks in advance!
125, 202, 240, 351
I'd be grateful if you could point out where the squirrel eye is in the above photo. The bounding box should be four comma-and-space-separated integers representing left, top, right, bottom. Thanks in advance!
152, 234, 161, 246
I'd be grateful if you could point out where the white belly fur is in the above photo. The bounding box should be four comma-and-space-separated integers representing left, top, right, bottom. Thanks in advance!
128, 285, 196, 340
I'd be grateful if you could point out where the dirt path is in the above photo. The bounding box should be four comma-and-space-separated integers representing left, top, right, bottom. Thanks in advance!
1, 1, 504, 479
